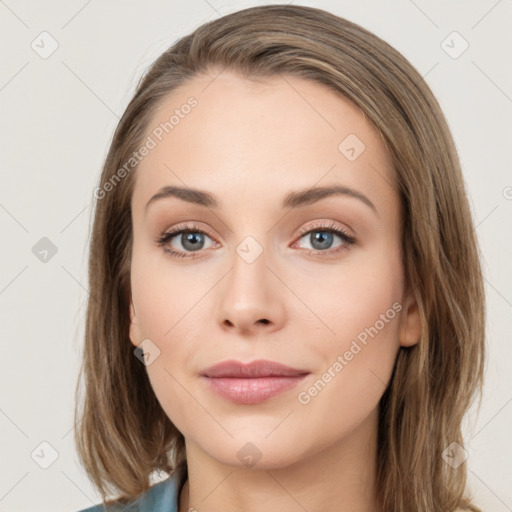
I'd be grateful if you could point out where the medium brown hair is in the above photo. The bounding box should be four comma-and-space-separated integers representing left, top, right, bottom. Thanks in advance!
74, 5, 485, 511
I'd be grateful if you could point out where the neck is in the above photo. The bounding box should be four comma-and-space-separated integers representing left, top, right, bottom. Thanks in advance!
178, 407, 380, 512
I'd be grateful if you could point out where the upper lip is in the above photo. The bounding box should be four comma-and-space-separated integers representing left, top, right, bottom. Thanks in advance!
201, 359, 310, 378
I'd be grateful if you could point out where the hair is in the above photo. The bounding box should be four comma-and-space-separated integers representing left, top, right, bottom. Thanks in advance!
74, 4, 486, 511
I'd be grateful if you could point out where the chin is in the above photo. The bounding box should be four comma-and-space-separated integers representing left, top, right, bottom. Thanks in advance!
197, 433, 306, 470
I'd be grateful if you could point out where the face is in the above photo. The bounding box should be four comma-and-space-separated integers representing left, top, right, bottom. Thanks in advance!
128, 70, 421, 469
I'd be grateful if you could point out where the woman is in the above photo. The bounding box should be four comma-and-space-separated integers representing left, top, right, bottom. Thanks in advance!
74, 4, 485, 511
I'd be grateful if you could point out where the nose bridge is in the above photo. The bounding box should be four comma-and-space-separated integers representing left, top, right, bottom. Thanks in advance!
229, 233, 271, 303
216, 230, 283, 332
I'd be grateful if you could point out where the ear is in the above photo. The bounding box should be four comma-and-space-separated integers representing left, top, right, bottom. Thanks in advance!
128, 297, 142, 348
398, 289, 422, 347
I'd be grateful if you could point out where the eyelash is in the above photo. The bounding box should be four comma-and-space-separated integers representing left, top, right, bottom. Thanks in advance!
156, 220, 356, 259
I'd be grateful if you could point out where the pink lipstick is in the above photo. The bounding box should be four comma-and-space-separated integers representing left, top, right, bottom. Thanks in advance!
200, 359, 310, 404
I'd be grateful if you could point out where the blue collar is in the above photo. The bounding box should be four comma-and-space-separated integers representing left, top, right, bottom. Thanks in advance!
77, 464, 188, 512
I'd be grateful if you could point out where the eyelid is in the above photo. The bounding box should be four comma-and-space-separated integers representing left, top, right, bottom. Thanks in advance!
158, 221, 215, 238
157, 219, 356, 258
159, 219, 354, 240
296, 219, 354, 240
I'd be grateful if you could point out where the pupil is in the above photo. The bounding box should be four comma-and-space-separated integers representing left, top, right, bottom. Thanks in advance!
312, 231, 332, 250
183, 232, 204, 251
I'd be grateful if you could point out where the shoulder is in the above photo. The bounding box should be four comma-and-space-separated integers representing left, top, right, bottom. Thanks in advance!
74, 465, 187, 512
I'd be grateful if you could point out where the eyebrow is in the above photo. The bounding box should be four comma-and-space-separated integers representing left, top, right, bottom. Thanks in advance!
145, 184, 378, 215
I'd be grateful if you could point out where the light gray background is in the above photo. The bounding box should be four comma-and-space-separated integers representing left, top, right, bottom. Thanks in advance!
0, 1, 511, 511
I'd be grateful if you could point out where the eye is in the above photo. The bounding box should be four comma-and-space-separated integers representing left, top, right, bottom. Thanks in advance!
156, 220, 356, 259
293, 220, 356, 257
156, 222, 216, 259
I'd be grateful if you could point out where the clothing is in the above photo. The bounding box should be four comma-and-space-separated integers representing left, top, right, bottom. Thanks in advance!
76, 464, 187, 512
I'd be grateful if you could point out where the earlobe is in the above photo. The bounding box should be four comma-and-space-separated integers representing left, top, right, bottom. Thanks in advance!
398, 291, 422, 347
128, 299, 142, 347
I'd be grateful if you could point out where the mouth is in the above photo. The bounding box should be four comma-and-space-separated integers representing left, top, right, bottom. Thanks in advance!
200, 359, 310, 404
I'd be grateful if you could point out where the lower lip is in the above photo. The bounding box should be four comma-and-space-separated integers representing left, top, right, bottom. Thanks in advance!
202, 375, 309, 404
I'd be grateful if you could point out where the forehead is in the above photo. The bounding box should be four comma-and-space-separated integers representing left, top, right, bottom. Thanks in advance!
132, 70, 396, 215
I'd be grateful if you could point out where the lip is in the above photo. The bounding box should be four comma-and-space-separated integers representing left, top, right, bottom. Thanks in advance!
200, 359, 310, 405
200, 359, 309, 378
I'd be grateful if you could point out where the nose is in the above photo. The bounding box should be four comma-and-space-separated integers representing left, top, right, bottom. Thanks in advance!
216, 244, 285, 336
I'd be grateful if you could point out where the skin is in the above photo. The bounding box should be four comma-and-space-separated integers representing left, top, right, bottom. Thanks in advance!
128, 70, 421, 512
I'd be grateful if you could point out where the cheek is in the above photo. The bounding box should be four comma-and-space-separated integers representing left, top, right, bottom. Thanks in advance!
130, 254, 202, 430
130, 247, 211, 340
290, 244, 404, 350
291, 254, 403, 439
129, 249, 212, 422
